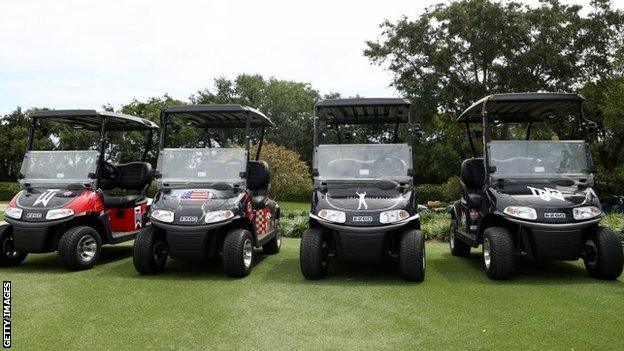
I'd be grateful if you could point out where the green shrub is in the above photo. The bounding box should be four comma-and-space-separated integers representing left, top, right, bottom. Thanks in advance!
601, 213, 624, 240
0, 182, 21, 201
281, 215, 308, 238
595, 165, 624, 197
254, 143, 313, 202
416, 184, 444, 203
421, 212, 451, 241
441, 176, 462, 202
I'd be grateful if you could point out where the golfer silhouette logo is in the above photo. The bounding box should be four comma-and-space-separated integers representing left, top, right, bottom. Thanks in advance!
356, 189, 368, 210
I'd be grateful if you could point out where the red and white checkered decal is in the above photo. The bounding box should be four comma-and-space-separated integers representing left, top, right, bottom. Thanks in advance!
254, 208, 272, 236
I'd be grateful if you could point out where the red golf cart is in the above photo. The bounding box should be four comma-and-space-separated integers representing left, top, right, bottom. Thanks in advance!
0, 110, 158, 270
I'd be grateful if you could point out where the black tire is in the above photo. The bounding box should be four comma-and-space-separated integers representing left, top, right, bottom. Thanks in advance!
222, 229, 253, 277
57, 226, 101, 271
262, 219, 281, 255
0, 225, 27, 267
300, 228, 329, 279
449, 217, 471, 257
133, 228, 168, 275
584, 226, 624, 280
399, 229, 425, 281
482, 227, 515, 280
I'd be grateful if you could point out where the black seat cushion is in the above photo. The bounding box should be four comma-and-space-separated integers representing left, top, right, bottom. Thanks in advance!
102, 194, 145, 208
247, 161, 270, 191
461, 158, 486, 191
117, 162, 153, 191
251, 196, 269, 210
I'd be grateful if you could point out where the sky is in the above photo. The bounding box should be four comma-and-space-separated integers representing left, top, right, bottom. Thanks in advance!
1, 0, 622, 115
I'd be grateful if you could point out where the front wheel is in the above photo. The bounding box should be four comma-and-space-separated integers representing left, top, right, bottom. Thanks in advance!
0, 225, 27, 267
584, 227, 623, 280
223, 229, 253, 278
300, 228, 329, 279
482, 227, 515, 280
399, 229, 425, 281
57, 226, 101, 271
133, 228, 168, 275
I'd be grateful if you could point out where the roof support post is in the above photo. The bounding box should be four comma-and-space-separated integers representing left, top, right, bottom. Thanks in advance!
244, 111, 251, 163
159, 111, 167, 150
96, 115, 108, 189
26, 117, 36, 151
255, 126, 265, 161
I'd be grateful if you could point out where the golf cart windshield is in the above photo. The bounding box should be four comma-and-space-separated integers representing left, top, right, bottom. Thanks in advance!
20, 150, 99, 186
488, 141, 590, 178
315, 144, 412, 182
157, 148, 247, 185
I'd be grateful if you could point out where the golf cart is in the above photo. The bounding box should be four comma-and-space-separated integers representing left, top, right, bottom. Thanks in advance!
300, 98, 425, 281
449, 93, 623, 280
1, 110, 158, 270
133, 104, 280, 277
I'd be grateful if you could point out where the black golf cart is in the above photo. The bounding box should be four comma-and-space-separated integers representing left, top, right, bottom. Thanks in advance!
1, 110, 158, 270
133, 104, 280, 277
300, 98, 425, 281
449, 93, 623, 280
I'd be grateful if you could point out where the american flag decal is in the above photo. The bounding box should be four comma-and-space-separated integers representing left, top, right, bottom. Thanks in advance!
180, 190, 213, 201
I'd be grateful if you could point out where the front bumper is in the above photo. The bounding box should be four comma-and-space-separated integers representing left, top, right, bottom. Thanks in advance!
310, 213, 419, 263
502, 215, 601, 260
4, 217, 73, 253
151, 219, 233, 259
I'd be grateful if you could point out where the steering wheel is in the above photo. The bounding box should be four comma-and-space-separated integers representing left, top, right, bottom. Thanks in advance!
375, 156, 406, 175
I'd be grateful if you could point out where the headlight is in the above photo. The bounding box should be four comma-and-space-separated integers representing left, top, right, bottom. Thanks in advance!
503, 206, 537, 220
151, 210, 174, 223
46, 208, 74, 220
317, 209, 346, 223
573, 206, 601, 220
379, 210, 410, 224
205, 210, 234, 224
4, 207, 23, 219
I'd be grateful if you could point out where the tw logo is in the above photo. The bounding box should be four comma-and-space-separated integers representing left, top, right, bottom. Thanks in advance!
527, 186, 565, 202
33, 189, 60, 207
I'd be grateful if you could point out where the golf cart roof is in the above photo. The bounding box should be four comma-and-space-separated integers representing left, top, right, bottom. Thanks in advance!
315, 98, 412, 124
163, 104, 274, 128
457, 93, 585, 123
29, 110, 159, 131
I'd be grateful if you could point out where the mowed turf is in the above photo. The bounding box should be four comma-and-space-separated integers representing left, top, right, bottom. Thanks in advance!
2, 239, 624, 350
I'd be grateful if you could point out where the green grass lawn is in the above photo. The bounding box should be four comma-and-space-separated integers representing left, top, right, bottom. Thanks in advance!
2, 239, 623, 350
279, 201, 309, 212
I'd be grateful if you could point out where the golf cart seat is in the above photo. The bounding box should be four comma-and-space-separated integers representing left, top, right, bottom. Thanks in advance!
101, 162, 153, 208
461, 158, 486, 192
247, 160, 275, 210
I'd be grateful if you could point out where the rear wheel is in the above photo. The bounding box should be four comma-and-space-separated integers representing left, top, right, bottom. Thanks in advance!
58, 226, 101, 271
223, 229, 253, 277
0, 225, 27, 267
262, 219, 281, 255
482, 227, 515, 280
399, 229, 425, 281
133, 228, 168, 275
449, 217, 471, 257
584, 227, 623, 280
300, 228, 329, 279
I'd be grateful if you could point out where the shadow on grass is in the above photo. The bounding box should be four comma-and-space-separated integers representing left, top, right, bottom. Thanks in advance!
263, 257, 422, 286
118, 250, 269, 282
434, 250, 623, 286
0, 245, 133, 275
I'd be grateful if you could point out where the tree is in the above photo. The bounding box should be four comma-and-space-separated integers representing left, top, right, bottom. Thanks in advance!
365, 0, 624, 183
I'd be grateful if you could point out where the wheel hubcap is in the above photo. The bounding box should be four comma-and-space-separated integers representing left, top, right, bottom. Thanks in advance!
585, 239, 598, 267
153, 239, 167, 265
242, 238, 252, 268
2, 237, 20, 258
321, 241, 329, 268
450, 221, 456, 250
483, 238, 491, 269
77, 234, 97, 263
